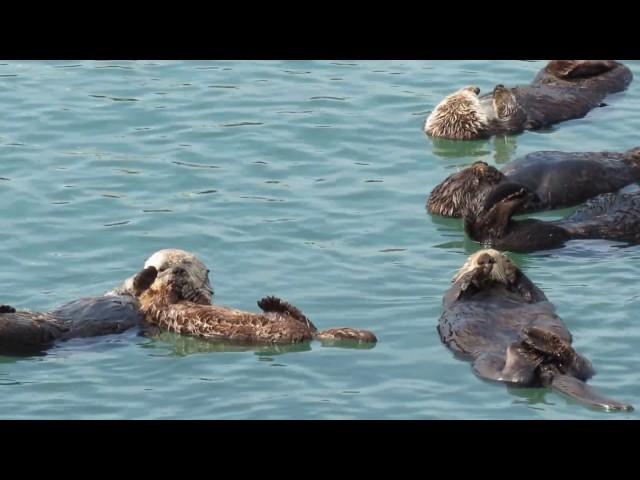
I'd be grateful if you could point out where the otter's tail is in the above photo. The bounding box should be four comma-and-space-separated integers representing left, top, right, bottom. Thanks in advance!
559, 191, 640, 244
548, 374, 633, 412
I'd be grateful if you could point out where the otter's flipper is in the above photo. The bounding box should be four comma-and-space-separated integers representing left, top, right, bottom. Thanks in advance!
314, 328, 377, 344
546, 60, 618, 80
257, 296, 317, 332
522, 326, 595, 380
0, 305, 16, 314
550, 374, 633, 412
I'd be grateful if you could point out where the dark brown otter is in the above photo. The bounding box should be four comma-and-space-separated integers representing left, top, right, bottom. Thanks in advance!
0, 267, 157, 356
0, 249, 213, 356
439, 249, 633, 411
134, 265, 377, 346
427, 147, 640, 218
463, 184, 640, 252
425, 60, 633, 140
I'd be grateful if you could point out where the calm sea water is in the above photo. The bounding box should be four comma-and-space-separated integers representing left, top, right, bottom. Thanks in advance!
1, 60, 639, 419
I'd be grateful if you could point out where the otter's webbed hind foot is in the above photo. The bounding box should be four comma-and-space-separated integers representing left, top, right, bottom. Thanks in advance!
314, 328, 377, 347
257, 296, 317, 331
0, 305, 16, 314
522, 326, 595, 380
472, 344, 538, 385
549, 374, 633, 412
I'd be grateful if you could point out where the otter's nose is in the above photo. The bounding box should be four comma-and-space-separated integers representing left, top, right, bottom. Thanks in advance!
476, 253, 496, 267
464, 86, 480, 95
172, 267, 187, 276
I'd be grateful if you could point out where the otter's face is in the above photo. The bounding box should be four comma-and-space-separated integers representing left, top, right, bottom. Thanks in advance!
425, 86, 490, 140
137, 265, 200, 307
143, 249, 213, 305
427, 161, 504, 217
453, 249, 519, 286
117, 249, 212, 305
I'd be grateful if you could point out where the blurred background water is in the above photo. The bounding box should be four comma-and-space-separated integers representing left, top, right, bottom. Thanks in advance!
0, 60, 638, 419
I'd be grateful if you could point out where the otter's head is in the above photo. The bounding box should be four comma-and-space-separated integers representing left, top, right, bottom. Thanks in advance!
112, 249, 213, 305
453, 249, 520, 288
427, 161, 504, 217
135, 264, 202, 309
464, 182, 538, 242
425, 86, 490, 140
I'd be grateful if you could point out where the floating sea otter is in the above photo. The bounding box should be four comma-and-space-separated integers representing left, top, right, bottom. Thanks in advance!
438, 249, 633, 411
463, 183, 640, 252
427, 147, 640, 218
133, 264, 377, 346
0, 249, 211, 356
425, 60, 633, 140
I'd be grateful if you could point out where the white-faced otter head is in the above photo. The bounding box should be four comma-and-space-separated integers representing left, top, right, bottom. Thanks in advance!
427, 161, 505, 217
109, 249, 213, 305
424, 86, 490, 140
453, 249, 519, 286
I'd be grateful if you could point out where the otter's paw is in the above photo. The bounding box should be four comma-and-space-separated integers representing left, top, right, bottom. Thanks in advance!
0, 305, 16, 313
132, 266, 158, 296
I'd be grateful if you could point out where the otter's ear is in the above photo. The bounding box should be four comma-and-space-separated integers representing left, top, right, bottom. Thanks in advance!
493, 85, 517, 119
483, 182, 538, 211
132, 266, 158, 296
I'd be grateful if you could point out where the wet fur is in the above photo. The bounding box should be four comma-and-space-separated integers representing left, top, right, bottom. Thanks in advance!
427, 147, 640, 218
464, 186, 640, 253
439, 250, 633, 411
136, 266, 377, 345
0, 250, 207, 356
425, 60, 632, 140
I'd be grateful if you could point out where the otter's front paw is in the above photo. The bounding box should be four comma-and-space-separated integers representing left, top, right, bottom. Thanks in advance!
0, 305, 16, 313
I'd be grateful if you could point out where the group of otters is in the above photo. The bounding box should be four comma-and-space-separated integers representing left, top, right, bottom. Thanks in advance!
1, 60, 638, 412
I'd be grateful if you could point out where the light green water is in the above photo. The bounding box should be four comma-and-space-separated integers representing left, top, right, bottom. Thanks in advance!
0, 60, 638, 419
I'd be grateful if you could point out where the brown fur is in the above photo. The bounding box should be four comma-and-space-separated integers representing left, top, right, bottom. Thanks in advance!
136, 266, 377, 345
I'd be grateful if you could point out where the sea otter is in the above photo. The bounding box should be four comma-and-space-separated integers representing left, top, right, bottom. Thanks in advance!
463, 184, 640, 252
427, 147, 640, 218
439, 249, 633, 411
424, 60, 633, 140
133, 265, 377, 346
0, 249, 212, 356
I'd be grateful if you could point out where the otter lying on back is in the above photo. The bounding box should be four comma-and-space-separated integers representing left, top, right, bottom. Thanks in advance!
439, 249, 633, 411
134, 265, 377, 346
463, 184, 640, 252
427, 147, 640, 218
0, 249, 212, 356
425, 60, 632, 140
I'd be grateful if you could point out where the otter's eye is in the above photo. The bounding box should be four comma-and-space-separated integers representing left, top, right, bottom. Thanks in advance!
158, 266, 168, 272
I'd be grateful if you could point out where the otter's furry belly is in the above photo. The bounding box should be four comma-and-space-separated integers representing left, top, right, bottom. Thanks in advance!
438, 292, 570, 360
146, 302, 315, 345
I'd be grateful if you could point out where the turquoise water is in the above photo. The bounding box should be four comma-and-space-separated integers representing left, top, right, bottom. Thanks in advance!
1, 60, 639, 419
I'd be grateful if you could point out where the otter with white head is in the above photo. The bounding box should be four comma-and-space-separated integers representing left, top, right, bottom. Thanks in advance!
0, 249, 211, 355
133, 265, 377, 346
425, 60, 633, 140
439, 249, 633, 411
